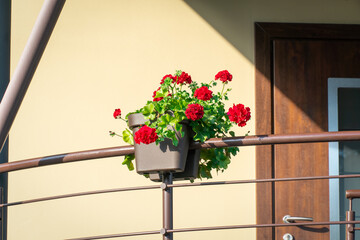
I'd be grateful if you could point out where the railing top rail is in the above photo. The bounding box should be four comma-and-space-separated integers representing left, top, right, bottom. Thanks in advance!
1, 130, 360, 174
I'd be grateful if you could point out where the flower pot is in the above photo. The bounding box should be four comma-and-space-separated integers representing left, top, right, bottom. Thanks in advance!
128, 113, 199, 177
149, 149, 200, 182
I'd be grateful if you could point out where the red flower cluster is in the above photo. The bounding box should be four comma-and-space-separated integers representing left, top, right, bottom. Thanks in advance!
176, 72, 192, 85
227, 104, 251, 127
134, 125, 158, 144
113, 108, 121, 119
185, 104, 204, 121
194, 86, 213, 101
160, 74, 176, 84
215, 70, 232, 83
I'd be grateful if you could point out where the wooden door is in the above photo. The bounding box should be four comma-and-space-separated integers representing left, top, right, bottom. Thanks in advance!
255, 23, 360, 240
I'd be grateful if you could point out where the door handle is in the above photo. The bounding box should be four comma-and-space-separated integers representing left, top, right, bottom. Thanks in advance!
283, 215, 313, 223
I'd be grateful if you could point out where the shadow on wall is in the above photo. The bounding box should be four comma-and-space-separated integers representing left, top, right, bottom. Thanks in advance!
183, 0, 254, 63
184, 0, 360, 132
183, 0, 360, 66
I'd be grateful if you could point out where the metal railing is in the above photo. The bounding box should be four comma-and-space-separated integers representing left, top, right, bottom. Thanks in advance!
1, 132, 360, 239
1, 131, 360, 174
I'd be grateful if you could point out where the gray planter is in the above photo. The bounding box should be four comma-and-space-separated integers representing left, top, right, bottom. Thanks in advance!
149, 149, 200, 182
128, 113, 200, 181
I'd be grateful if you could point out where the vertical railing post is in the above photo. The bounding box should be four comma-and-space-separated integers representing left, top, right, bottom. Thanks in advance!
346, 208, 355, 240
161, 173, 173, 240
346, 197, 355, 240
0, 0, 66, 152
345, 190, 359, 240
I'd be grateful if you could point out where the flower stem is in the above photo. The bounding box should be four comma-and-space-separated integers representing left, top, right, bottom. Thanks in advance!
120, 117, 128, 123
171, 84, 174, 96
220, 83, 226, 98
109, 131, 122, 138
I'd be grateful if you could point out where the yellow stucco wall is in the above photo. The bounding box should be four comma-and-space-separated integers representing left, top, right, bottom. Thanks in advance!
8, 0, 360, 239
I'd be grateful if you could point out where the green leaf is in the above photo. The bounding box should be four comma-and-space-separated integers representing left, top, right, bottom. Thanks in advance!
122, 129, 134, 145
149, 113, 157, 120
228, 147, 239, 156
122, 154, 135, 171
199, 164, 212, 179
163, 77, 172, 85
193, 131, 207, 142
154, 87, 169, 98
218, 157, 231, 170
174, 122, 183, 132
175, 70, 183, 77
160, 114, 171, 125
142, 103, 155, 116
229, 131, 235, 137
172, 138, 179, 146
165, 130, 178, 146
154, 103, 165, 115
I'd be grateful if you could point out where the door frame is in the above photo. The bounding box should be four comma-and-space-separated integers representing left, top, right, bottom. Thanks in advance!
328, 78, 360, 239
255, 22, 360, 239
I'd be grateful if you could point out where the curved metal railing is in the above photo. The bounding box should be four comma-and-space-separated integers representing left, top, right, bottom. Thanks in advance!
1, 131, 360, 239
2, 130, 360, 174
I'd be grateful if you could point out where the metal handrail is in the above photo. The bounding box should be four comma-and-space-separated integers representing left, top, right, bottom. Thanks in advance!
1, 130, 360, 174
1, 132, 359, 239
1, 131, 360, 239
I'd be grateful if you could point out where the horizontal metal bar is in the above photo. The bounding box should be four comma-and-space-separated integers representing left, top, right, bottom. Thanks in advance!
346, 189, 360, 199
1, 131, 360, 174
190, 130, 360, 149
66, 230, 160, 240
66, 221, 360, 239
168, 220, 360, 234
169, 174, 360, 188
0, 145, 134, 173
0, 184, 159, 208
2, 174, 360, 208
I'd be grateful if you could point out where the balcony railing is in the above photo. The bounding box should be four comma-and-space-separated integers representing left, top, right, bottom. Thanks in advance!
1, 131, 360, 239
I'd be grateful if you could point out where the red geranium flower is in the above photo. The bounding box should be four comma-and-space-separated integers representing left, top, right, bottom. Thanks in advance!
113, 108, 121, 119
185, 104, 204, 121
227, 104, 251, 127
134, 125, 158, 144
160, 74, 176, 84
215, 70, 232, 83
176, 72, 192, 85
194, 86, 213, 101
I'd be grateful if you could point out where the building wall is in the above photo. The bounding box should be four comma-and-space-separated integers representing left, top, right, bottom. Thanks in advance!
8, 0, 360, 239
